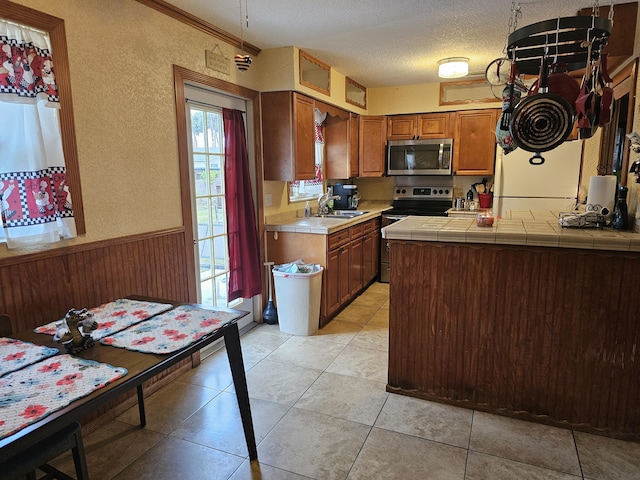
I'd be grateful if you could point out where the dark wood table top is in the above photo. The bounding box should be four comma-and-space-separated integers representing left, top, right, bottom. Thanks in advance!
0, 296, 252, 461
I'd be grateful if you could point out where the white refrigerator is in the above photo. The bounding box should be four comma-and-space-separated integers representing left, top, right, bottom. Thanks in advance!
493, 141, 583, 218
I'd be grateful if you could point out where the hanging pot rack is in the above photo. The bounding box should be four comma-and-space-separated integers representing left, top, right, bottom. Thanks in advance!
506, 16, 612, 75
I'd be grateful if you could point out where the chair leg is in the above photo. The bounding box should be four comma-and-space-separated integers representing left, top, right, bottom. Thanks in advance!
71, 429, 90, 480
36, 464, 75, 480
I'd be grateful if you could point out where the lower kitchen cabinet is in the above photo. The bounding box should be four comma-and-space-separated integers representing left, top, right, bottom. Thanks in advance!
325, 227, 351, 318
265, 217, 381, 329
349, 224, 364, 297
362, 218, 380, 281
323, 218, 380, 326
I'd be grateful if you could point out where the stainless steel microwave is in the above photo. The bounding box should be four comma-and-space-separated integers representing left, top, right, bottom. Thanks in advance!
387, 139, 453, 175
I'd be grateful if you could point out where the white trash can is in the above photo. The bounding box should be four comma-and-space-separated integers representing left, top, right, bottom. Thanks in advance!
272, 263, 323, 336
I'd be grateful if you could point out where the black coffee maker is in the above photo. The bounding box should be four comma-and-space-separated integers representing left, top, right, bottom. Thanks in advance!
332, 184, 359, 210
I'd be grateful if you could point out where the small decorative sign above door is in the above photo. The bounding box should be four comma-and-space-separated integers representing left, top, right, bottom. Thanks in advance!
205, 44, 231, 75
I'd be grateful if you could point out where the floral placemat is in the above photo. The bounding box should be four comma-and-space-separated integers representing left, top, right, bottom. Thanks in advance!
0, 354, 127, 439
100, 305, 242, 354
0, 338, 59, 377
34, 299, 174, 340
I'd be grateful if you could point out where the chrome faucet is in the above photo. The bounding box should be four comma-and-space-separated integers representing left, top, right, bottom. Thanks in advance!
317, 191, 341, 215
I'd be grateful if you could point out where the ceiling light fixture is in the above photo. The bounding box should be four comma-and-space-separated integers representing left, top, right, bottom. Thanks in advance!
438, 57, 469, 79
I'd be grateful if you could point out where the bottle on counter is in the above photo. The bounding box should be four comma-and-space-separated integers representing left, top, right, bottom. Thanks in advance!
466, 188, 474, 201
612, 185, 629, 230
304, 201, 311, 217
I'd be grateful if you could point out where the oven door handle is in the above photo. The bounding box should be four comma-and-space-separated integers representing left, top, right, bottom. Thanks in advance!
382, 215, 407, 221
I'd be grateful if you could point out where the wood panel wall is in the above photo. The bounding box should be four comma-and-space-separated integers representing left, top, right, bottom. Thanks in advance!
388, 240, 640, 440
0, 228, 195, 426
0, 228, 192, 332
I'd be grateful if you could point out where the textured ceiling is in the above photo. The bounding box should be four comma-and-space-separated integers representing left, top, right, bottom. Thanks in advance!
167, 0, 618, 88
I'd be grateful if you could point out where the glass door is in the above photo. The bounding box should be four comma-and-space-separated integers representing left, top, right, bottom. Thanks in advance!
189, 105, 230, 307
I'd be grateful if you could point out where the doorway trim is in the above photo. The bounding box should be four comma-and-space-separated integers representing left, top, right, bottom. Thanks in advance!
172, 65, 264, 304
599, 58, 638, 183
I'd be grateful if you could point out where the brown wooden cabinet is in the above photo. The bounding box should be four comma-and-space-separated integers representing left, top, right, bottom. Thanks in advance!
325, 111, 359, 180
359, 115, 386, 177
261, 91, 315, 181
362, 217, 380, 282
453, 109, 499, 175
418, 113, 451, 138
325, 229, 352, 320
322, 217, 381, 326
387, 114, 417, 140
349, 113, 359, 177
266, 217, 381, 329
348, 224, 364, 296
388, 113, 452, 140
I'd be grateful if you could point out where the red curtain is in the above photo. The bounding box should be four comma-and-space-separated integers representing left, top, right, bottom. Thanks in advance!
223, 108, 262, 302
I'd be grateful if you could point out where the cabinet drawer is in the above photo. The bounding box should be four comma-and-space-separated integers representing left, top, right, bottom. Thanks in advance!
362, 218, 380, 234
349, 224, 364, 238
328, 229, 350, 250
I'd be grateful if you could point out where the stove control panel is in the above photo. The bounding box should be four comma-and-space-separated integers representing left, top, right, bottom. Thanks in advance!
393, 186, 452, 200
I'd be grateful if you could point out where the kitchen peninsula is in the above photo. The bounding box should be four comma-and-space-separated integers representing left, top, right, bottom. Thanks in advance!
383, 212, 640, 440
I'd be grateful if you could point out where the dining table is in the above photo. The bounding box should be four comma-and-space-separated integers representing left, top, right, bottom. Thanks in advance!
0, 295, 258, 465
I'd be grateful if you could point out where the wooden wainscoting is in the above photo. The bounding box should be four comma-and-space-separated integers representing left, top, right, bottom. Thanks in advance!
0, 227, 194, 425
0, 228, 192, 332
388, 240, 640, 440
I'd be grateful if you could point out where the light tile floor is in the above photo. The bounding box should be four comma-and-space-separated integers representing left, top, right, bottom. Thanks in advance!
53, 282, 640, 480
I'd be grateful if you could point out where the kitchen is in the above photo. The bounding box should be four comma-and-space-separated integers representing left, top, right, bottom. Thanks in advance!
1, 0, 640, 478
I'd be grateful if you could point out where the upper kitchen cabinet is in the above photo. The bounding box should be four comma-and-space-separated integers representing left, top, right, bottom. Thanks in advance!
359, 115, 386, 177
387, 113, 452, 140
387, 114, 416, 140
320, 100, 359, 180
262, 91, 315, 181
453, 109, 499, 176
349, 113, 359, 177
418, 113, 452, 138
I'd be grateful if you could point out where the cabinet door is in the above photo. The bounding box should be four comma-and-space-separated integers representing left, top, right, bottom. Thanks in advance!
362, 221, 381, 283
418, 113, 451, 138
453, 109, 498, 176
349, 113, 359, 177
339, 245, 351, 304
325, 111, 358, 180
293, 93, 316, 180
262, 91, 315, 181
362, 232, 374, 284
359, 115, 387, 177
325, 247, 342, 317
387, 114, 417, 140
372, 229, 380, 278
349, 237, 363, 296
325, 244, 351, 318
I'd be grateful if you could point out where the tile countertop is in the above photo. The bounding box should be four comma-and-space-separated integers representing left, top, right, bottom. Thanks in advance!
382, 210, 640, 252
264, 203, 391, 235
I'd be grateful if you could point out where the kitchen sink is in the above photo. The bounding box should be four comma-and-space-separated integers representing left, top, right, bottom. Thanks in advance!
315, 210, 369, 219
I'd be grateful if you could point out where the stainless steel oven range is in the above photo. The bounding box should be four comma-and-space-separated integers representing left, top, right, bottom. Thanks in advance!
380, 184, 453, 283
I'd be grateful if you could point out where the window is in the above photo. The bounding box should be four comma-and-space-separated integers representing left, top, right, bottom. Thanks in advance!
1, 2, 84, 247
189, 104, 231, 307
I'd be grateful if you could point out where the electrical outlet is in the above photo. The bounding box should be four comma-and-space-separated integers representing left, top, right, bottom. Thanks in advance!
265, 193, 272, 207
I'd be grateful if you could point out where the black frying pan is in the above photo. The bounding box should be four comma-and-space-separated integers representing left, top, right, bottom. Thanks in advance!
510, 57, 575, 156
